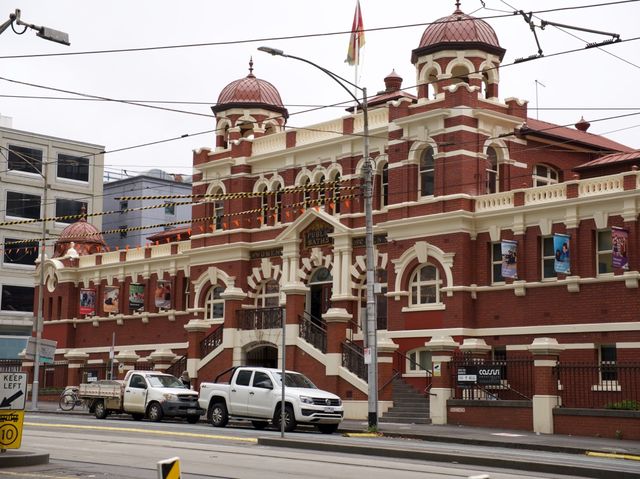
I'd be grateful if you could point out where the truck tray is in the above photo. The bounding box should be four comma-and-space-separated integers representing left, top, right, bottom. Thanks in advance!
78, 381, 124, 398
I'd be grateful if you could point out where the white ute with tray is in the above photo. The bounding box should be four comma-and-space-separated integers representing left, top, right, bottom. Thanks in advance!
78, 370, 204, 423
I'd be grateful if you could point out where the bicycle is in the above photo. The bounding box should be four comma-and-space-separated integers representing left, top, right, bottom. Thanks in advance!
58, 386, 85, 411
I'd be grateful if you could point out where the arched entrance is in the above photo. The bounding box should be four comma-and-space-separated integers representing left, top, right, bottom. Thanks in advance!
245, 344, 278, 368
308, 267, 332, 322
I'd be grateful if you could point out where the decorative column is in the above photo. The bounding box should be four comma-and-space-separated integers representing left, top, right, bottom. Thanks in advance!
377, 337, 399, 404
148, 349, 176, 372
114, 350, 139, 379
528, 337, 565, 434
184, 320, 211, 381
424, 336, 459, 425
63, 350, 89, 386
459, 338, 491, 361
219, 287, 247, 329
281, 282, 307, 370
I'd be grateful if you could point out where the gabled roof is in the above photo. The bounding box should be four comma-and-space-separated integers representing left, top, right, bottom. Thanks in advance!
519, 118, 633, 153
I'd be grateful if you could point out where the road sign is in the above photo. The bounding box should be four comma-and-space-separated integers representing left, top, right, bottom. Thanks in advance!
157, 456, 181, 479
0, 410, 24, 449
24, 337, 57, 363
0, 372, 27, 410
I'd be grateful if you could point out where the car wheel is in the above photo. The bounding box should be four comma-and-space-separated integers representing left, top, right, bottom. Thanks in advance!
186, 415, 200, 424
317, 424, 338, 434
94, 399, 108, 419
208, 401, 228, 427
131, 413, 144, 421
274, 404, 297, 432
251, 420, 269, 430
147, 402, 164, 422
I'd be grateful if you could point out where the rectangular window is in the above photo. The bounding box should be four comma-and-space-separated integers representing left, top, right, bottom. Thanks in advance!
3, 239, 39, 266
1, 285, 35, 312
120, 226, 128, 239
6, 192, 40, 219
119, 201, 128, 213
164, 202, 176, 215
8, 145, 43, 174
491, 242, 504, 283
55, 199, 87, 224
57, 154, 89, 182
600, 345, 617, 382
597, 230, 613, 275
542, 236, 556, 279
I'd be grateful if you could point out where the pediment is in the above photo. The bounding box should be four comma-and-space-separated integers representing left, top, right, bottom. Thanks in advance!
275, 208, 350, 243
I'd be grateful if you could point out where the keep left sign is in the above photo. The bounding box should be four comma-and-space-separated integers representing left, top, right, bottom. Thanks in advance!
0, 373, 27, 410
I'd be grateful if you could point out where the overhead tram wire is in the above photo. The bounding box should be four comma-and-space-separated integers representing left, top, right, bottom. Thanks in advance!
0, 0, 636, 61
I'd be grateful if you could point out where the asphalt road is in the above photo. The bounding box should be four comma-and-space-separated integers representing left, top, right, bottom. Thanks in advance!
0, 413, 630, 479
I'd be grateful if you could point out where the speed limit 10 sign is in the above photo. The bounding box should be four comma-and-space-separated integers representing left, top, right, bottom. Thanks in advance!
0, 410, 24, 449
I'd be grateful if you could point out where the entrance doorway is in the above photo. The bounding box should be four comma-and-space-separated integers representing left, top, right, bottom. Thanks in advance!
308, 267, 332, 322
245, 344, 278, 368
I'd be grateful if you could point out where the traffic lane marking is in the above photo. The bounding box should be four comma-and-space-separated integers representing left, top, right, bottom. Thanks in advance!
586, 451, 640, 461
24, 421, 257, 443
0, 472, 78, 479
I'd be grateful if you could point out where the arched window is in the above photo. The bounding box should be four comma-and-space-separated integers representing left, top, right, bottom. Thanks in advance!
318, 175, 326, 206
273, 184, 283, 223
409, 264, 440, 305
427, 70, 438, 99
485, 146, 498, 194
256, 279, 279, 308
259, 185, 268, 225
303, 177, 311, 209
210, 187, 224, 230
332, 173, 341, 214
380, 162, 389, 208
420, 147, 435, 197
451, 65, 469, 85
264, 123, 276, 135
222, 125, 230, 149
205, 285, 225, 321
533, 164, 559, 187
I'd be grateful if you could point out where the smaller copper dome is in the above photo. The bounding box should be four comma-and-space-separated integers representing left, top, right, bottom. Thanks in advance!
54, 215, 106, 258
212, 59, 288, 118
412, 5, 505, 62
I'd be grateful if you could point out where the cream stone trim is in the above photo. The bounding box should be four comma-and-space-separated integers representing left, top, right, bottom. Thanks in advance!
192, 266, 238, 311
390, 241, 454, 299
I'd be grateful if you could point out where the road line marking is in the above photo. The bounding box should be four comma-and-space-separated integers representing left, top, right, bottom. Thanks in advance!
343, 432, 383, 437
586, 451, 640, 461
0, 472, 78, 479
24, 421, 257, 443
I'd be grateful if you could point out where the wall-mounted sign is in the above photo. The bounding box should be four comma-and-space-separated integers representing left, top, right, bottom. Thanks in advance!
456, 365, 502, 386
79, 288, 96, 315
103, 286, 119, 314
352, 234, 387, 248
303, 221, 333, 249
129, 283, 145, 312
250, 248, 283, 260
155, 280, 171, 309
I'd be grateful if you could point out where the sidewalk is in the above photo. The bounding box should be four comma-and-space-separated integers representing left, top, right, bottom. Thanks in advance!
26, 399, 640, 456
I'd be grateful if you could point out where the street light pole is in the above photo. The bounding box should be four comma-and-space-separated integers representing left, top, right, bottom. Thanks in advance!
258, 46, 378, 428
0, 8, 70, 410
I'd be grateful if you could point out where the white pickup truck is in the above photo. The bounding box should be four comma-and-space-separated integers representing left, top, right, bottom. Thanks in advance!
198, 367, 344, 434
78, 370, 204, 423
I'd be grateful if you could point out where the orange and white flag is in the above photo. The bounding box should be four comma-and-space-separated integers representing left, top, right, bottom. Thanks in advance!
345, 0, 365, 66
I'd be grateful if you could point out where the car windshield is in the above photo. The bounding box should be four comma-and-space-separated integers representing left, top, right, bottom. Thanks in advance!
146, 375, 184, 388
274, 372, 317, 389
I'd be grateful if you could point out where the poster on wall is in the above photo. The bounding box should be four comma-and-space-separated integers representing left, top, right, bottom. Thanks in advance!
553, 233, 571, 274
612, 227, 629, 270
155, 280, 171, 309
79, 288, 96, 315
500, 239, 518, 279
129, 283, 145, 312
103, 286, 120, 314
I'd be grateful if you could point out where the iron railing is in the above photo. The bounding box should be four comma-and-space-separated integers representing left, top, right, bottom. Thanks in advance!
299, 312, 327, 353
200, 325, 223, 358
237, 307, 283, 330
342, 339, 366, 380
166, 355, 187, 378
451, 352, 534, 401
556, 362, 640, 409
0, 359, 22, 372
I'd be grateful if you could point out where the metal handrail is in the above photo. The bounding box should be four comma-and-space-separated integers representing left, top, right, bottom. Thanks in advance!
393, 350, 433, 396
166, 355, 187, 378
299, 311, 327, 353
199, 325, 223, 358
342, 339, 366, 380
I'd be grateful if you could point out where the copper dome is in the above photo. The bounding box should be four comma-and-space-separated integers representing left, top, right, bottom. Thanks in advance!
212, 60, 288, 118
54, 216, 106, 258
412, 6, 505, 62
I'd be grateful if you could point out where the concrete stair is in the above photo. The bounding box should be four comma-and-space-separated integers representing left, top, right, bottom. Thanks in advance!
379, 377, 431, 424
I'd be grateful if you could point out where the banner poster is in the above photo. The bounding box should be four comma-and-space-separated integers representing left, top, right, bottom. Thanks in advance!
79, 288, 96, 315
155, 280, 171, 309
553, 233, 571, 274
129, 283, 145, 312
103, 286, 120, 314
612, 227, 629, 270
501, 240, 518, 279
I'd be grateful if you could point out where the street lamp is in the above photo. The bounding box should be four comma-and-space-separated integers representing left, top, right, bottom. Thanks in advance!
0, 9, 71, 410
258, 46, 378, 429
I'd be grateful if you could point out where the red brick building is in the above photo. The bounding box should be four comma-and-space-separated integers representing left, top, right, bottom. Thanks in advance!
35, 6, 640, 433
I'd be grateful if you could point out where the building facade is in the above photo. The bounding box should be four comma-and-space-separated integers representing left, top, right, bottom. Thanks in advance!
102, 169, 192, 249
36, 7, 640, 430
0, 122, 103, 356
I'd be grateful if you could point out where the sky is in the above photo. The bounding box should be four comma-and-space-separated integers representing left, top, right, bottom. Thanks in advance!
1, 0, 639, 178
